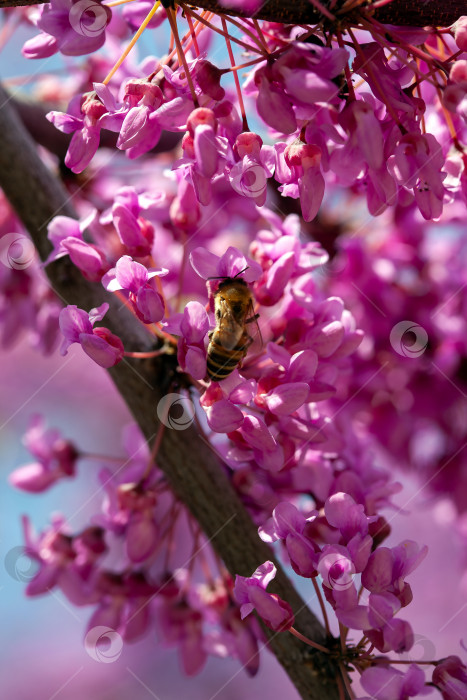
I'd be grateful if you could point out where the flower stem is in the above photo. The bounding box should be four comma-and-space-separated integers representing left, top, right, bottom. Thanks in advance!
124, 349, 166, 358
185, 11, 200, 56
313, 576, 331, 635
289, 626, 330, 654
102, 0, 161, 85
221, 16, 249, 131
181, 5, 265, 55
165, 7, 199, 106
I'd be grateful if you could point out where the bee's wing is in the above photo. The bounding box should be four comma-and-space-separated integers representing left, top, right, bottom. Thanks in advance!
245, 300, 263, 347
216, 304, 244, 350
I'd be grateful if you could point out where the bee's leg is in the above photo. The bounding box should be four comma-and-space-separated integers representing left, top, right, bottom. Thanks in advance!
245, 313, 260, 324
244, 332, 254, 349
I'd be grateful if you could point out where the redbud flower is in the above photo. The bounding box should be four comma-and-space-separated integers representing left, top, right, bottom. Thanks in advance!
22, 0, 111, 59
157, 572, 208, 676
234, 561, 294, 631
48, 86, 119, 173
45, 215, 84, 264
59, 303, 124, 368
9, 415, 78, 493
259, 502, 319, 577
190, 246, 262, 283
284, 142, 325, 222
432, 655, 467, 699
122, 0, 166, 30
453, 17, 467, 51
361, 663, 427, 699
169, 300, 209, 380
117, 81, 164, 158
195, 60, 226, 101
103, 255, 167, 324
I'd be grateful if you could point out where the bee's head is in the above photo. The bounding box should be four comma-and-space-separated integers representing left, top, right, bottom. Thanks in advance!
217, 277, 248, 292
207, 265, 249, 285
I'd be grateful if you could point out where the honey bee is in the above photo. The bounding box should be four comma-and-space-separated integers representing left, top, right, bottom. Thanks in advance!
207, 272, 260, 381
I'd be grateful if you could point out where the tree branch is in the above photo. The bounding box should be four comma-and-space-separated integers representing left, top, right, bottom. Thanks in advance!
0, 83, 346, 700
0, 0, 464, 26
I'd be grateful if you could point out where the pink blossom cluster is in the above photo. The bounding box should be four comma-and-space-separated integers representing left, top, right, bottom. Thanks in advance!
0, 198, 61, 354
322, 206, 467, 518
3, 2, 467, 697
26, 0, 466, 223
12, 421, 264, 676
6, 206, 453, 693
237, 491, 427, 657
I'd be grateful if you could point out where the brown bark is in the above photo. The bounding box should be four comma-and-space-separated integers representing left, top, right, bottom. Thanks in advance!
0, 0, 464, 26
0, 83, 346, 700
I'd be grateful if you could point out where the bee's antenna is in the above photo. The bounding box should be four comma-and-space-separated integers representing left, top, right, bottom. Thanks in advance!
207, 266, 250, 282
233, 266, 249, 279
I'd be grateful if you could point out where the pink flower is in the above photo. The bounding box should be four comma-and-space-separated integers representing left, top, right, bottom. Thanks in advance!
111, 194, 155, 257
255, 70, 297, 134
45, 215, 84, 264
259, 502, 319, 577
48, 86, 121, 173
9, 416, 78, 493
117, 80, 164, 158
234, 561, 294, 632
207, 401, 244, 432
361, 663, 428, 700
432, 655, 467, 700
227, 132, 274, 206
174, 301, 210, 380
453, 17, 467, 51
59, 303, 124, 368
157, 573, 208, 676
238, 414, 284, 472
62, 238, 109, 282
324, 492, 370, 542
190, 246, 262, 283
122, 0, 166, 30
284, 142, 325, 222
22, 0, 111, 59
117, 485, 158, 563
103, 255, 167, 324
195, 60, 225, 101
20, 515, 105, 604
389, 132, 446, 220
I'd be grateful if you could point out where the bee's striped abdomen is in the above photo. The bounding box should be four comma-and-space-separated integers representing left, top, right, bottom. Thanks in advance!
206, 338, 248, 380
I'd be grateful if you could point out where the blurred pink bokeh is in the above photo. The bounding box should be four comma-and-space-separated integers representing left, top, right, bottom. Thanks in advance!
1, 340, 466, 700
